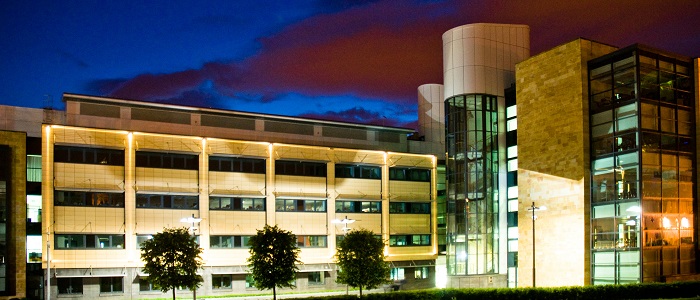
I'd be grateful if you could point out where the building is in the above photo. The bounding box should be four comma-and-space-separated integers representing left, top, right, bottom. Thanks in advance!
439, 23, 700, 288
442, 23, 531, 288
516, 41, 699, 286
2, 93, 439, 299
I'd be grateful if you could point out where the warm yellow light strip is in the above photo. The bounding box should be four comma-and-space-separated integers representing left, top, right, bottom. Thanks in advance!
49, 124, 129, 135
206, 137, 270, 146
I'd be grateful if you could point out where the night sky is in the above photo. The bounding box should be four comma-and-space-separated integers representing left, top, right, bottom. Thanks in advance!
2, 0, 699, 129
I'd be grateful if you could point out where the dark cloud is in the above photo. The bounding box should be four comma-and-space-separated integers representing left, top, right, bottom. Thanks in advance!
98, 0, 700, 120
299, 107, 408, 128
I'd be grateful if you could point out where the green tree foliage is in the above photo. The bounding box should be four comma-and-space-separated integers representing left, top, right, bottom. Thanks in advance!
336, 228, 390, 297
140, 227, 203, 300
247, 224, 301, 300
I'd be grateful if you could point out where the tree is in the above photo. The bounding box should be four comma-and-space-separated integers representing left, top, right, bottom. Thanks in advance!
247, 224, 301, 300
140, 227, 203, 300
336, 229, 390, 297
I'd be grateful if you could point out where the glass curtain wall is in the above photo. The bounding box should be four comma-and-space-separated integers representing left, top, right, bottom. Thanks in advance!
590, 48, 695, 284
446, 94, 500, 276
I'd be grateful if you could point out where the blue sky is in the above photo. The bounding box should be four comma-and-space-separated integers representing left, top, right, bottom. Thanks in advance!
2, 0, 699, 129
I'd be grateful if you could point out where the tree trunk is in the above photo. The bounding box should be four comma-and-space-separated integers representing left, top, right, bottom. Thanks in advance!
273, 285, 277, 300
360, 286, 363, 297
172, 289, 176, 300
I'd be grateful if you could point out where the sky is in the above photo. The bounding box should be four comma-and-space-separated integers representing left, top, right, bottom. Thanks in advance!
1, 0, 699, 129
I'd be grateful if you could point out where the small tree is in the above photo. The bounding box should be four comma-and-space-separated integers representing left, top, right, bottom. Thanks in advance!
247, 224, 301, 300
336, 229, 390, 297
140, 227, 203, 300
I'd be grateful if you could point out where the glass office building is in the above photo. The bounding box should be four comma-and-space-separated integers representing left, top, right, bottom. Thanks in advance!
589, 45, 695, 284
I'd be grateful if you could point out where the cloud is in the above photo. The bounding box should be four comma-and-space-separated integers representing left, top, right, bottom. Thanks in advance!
299, 106, 415, 128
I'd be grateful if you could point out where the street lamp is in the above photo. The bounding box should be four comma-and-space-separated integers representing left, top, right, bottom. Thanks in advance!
526, 202, 546, 287
180, 214, 202, 300
332, 216, 355, 294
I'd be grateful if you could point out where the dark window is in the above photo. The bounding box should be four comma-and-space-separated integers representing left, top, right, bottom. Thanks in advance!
335, 164, 381, 179
54, 191, 125, 207
54, 145, 124, 166
135, 194, 198, 209
389, 202, 430, 214
135, 151, 198, 170
100, 277, 123, 293
58, 277, 83, 294
209, 197, 265, 211
209, 156, 265, 173
335, 201, 381, 213
389, 234, 431, 246
210, 236, 251, 248
275, 160, 326, 177
212, 274, 232, 289
389, 167, 431, 182
308, 272, 324, 285
55, 234, 124, 249
275, 199, 326, 212
139, 277, 157, 292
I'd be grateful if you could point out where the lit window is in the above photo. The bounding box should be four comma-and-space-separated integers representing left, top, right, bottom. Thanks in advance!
414, 267, 429, 279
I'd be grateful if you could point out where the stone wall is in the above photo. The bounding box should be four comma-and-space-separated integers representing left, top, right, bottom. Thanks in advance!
515, 39, 617, 287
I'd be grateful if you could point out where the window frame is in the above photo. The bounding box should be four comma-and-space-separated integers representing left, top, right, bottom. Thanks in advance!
389, 234, 431, 247
54, 191, 125, 207
54, 145, 124, 166
57, 277, 83, 295
135, 151, 198, 170
55, 234, 125, 249
275, 199, 327, 212
209, 197, 265, 211
212, 274, 233, 290
388, 202, 431, 214
99, 277, 124, 294
136, 194, 199, 209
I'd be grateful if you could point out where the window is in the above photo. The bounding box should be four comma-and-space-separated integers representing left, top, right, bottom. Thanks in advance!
389, 202, 430, 214
414, 267, 429, 279
100, 277, 123, 293
335, 201, 381, 213
308, 272, 324, 285
389, 234, 430, 246
136, 194, 198, 209
57, 277, 83, 294
139, 277, 157, 292
210, 236, 251, 248
275, 160, 326, 177
297, 235, 327, 248
55, 191, 125, 207
209, 156, 265, 173
389, 167, 430, 182
245, 274, 255, 288
212, 274, 232, 289
55, 234, 124, 249
27, 154, 42, 182
275, 199, 326, 212
54, 145, 124, 166
335, 164, 381, 179
390, 268, 405, 281
135, 151, 198, 170
209, 197, 265, 211
136, 235, 152, 249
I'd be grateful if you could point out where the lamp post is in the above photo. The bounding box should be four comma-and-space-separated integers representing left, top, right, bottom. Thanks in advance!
332, 216, 355, 294
180, 214, 202, 300
526, 202, 546, 287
